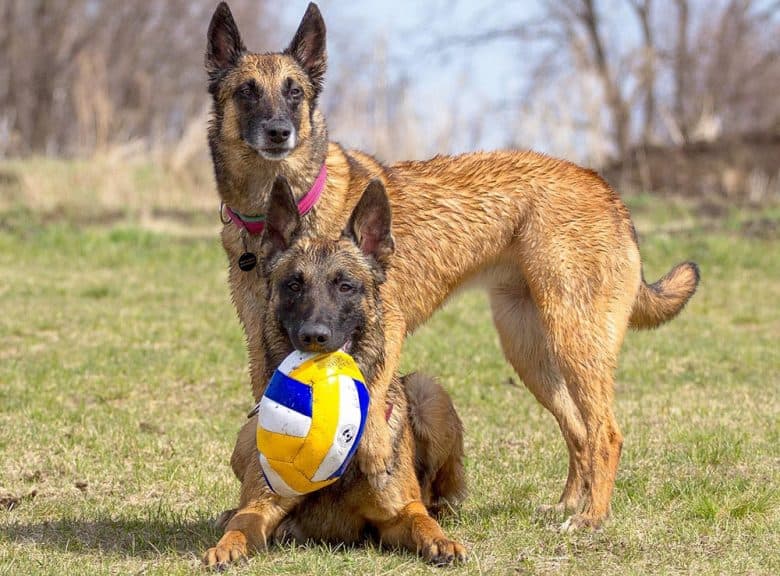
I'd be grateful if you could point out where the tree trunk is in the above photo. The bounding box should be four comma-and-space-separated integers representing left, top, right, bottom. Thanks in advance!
673, 0, 690, 143
631, 0, 657, 145
580, 0, 631, 158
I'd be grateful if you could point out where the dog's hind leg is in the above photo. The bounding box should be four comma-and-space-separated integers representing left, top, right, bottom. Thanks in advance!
549, 333, 624, 531
489, 275, 588, 516
229, 416, 257, 482
535, 273, 635, 530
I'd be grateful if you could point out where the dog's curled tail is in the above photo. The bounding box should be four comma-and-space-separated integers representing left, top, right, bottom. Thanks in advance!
629, 261, 700, 329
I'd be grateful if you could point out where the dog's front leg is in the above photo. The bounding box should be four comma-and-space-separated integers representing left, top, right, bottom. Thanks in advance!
377, 500, 468, 565
204, 498, 297, 568
204, 456, 301, 568
356, 305, 406, 489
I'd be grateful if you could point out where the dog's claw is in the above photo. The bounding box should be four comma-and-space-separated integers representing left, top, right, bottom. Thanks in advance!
203, 531, 249, 569
213, 508, 238, 531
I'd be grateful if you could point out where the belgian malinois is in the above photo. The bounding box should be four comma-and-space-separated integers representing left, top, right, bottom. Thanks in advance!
204, 178, 467, 567
205, 2, 699, 532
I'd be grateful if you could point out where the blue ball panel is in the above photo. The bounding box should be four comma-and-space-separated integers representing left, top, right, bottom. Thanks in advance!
264, 370, 313, 417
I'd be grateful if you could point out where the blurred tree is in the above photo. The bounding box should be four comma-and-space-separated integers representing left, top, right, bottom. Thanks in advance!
0, 0, 277, 156
1, 0, 777, 166
434, 0, 779, 161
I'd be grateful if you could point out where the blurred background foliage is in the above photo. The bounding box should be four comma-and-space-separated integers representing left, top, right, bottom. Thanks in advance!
0, 0, 778, 217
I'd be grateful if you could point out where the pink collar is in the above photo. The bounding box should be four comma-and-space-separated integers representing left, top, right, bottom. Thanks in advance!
222, 164, 327, 235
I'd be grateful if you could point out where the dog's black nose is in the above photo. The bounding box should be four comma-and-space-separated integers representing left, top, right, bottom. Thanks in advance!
265, 120, 292, 145
298, 322, 332, 349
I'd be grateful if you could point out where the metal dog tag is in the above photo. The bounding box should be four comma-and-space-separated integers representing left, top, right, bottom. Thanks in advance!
238, 252, 257, 272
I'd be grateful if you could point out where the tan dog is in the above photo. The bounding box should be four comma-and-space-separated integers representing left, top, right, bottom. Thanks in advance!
204, 179, 467, 567
205, 2, 699, 532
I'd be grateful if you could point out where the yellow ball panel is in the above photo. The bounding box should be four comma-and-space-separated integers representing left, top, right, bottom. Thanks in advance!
256, 428, 305, 463
289, 351, 364, 386
294, 375, 341, 478
265, 458, 339, 494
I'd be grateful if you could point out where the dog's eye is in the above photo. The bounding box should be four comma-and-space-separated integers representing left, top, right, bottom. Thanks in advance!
287, 281, 302, 293
289, 86, 302, 99
238, 85, 257, 99
338, 282, 354, 293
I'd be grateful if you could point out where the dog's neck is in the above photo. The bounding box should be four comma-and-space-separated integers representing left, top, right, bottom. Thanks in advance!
220, 151, 326, 216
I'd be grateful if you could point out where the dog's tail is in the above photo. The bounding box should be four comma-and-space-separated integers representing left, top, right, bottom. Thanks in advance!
404, 373, 467, 516
629, 261, 700, 329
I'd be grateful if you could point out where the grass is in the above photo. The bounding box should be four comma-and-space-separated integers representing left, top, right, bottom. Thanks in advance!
0, 166, 778, 574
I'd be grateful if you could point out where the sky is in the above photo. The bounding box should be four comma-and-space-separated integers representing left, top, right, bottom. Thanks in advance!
275, 0, 542, 154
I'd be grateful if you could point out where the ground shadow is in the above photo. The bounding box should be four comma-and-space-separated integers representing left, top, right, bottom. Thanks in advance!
0, 515, 415, 563
1, 514, 220, 558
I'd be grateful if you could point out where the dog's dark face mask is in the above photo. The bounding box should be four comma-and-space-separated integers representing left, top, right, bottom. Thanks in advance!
273, 246, 371, 354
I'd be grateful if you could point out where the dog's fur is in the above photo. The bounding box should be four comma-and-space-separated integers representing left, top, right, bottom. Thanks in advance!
204, 179, 467, 567
206, 2, 700, 533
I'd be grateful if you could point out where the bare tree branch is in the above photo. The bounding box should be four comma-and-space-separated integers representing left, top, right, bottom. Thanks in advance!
629, 0, 657, 144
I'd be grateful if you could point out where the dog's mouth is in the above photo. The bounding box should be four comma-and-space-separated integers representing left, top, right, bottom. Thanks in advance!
340, 327, 362, 355
293, 337, 351, 355
339, 338, 353, 354
286, 328, 358, 356
258, 147, 293, 161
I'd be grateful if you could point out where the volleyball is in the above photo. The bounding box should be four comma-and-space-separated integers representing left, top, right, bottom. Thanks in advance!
256, 349, 370, 496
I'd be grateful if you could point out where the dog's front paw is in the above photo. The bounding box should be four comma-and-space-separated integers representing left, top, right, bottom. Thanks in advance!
421, 537, 468, 566
203, 530, 248, 569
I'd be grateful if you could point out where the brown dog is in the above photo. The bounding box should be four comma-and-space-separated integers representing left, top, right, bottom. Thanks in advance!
206, 2, 700, 531
204, 178, 467, 568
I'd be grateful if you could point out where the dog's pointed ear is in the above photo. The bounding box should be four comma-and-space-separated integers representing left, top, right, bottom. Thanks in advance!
262, 176, 301, 260
343, 179, 395, 273
206, 3, 246, 79
285, 3, 327, 96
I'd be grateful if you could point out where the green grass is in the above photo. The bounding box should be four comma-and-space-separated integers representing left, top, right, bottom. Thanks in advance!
1, 195, 778, 575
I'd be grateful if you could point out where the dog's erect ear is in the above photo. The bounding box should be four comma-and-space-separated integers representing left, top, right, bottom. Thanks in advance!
344, 179, 395, 273
206, 3, 246, 77
285, 3, 327, 96
263, 176, 301, 260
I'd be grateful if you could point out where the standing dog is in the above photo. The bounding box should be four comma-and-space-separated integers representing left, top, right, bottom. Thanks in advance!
206, 2, 700, 531
204, 178, 467, 567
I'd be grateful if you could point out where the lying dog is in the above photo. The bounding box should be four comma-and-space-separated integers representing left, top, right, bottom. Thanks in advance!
204, 178, 467, 568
